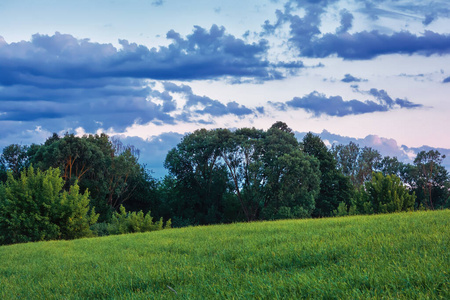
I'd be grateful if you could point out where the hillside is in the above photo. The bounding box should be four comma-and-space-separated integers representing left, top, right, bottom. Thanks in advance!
0, 210, 449, 299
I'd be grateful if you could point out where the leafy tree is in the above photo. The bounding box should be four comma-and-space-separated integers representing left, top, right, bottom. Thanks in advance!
217, 127, 265, 221
29, 133, 143, 221
332, 142, 381, 188
0, 144, 30, 180
379, 156, 404, 177
122, 166, 161, 218
302, 133, 354, 217
164, 123, 321, 223
363, 172, 415, 214
413, 150, 449, 209
164, 129, 231, 225
264, 150, 320, 219
0, 166, 98, 245
260, 125, 320, 219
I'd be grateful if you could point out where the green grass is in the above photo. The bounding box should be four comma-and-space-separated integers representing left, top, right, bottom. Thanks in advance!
0, 210, 449, 299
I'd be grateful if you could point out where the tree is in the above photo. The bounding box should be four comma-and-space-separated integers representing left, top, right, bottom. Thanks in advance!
267, 150, 320, 219
302, 133, 354, 217
363, 172, 415, 214
164, 123, 322, 223
413, 150, 449, 209
260, 123, 320, 220
217, 127, 265, 222
0, 144, 29, 180
0, 166, 98, 245
332, 142, 381, 188
164, 129, 231, 225
29, 133, 143, 221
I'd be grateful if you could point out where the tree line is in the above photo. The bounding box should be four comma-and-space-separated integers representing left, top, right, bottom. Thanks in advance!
0, 122, 448, 244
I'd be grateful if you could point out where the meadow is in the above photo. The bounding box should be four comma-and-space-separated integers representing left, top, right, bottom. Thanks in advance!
0, 210, 449, 299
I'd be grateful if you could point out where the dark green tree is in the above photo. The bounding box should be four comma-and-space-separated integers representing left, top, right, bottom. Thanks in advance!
260, 123, 320, 220
164, 129, 231, 225
0, 144, 30, 180
217, 127, 265, 221
302, 133, 354, 217
29, 133, 143, 221
332, 142, 381, 188
413, 150, 449, 209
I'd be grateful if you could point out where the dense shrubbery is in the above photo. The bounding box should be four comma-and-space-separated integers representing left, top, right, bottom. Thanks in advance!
334, 172, 416, 216
0, 166, 98, 245
91, 205, 170, 236
0, 122, 448, 245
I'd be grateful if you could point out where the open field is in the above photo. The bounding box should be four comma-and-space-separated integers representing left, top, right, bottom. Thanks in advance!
0, 210, 449, 299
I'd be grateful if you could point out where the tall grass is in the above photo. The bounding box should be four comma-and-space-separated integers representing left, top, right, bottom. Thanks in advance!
0, 210, 449, 299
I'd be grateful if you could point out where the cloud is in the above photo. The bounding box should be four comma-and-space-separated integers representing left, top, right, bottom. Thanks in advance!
0, 27, 286, 84
0, 80, 177, 132
336, 9, 354, 34
275, 89, 422, 117
296, 129, 450, 171
363, 1, 450, 25
299, 30, 450, 60
0, 27, 292, 137
0, 78, 259, 137
151, 0, 164, 7
263, 0, 450, 60
162, 82, 254, 117
341, 74, 365, 83
443, 76, 450, 83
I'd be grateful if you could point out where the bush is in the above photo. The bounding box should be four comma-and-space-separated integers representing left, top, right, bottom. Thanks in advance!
365, 172, 415, 213
107, 205, 169, 235
0, 166, 98, 245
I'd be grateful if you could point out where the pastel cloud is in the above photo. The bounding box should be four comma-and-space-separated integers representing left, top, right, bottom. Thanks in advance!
275, 89, 421, 117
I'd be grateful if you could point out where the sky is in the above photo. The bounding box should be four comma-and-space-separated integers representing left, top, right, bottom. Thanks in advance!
1, 0, 450, 177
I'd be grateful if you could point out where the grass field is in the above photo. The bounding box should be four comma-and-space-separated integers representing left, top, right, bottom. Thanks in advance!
0, 210, 449, 299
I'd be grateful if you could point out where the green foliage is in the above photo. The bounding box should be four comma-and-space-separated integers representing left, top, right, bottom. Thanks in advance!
28, 133, 145, 222
352, 188, 374, 215
332, 202, 349, 217
263, 150, 320, 219
164, 129, 231, 225
302, 132, 354, 217
165, 123, 322, 223
107, 205, 167, 235
0, 166, 98, 245
354, 172, 415, 215
0, 144, 30, 181
413, 150, 449, 209
0, 211, 448, 299
332, 142, 382, 188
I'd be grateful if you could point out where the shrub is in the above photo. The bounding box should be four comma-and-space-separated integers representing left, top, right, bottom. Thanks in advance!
0, 166, 98, 245
108, 205, 168, 235
365, 172, 415, 213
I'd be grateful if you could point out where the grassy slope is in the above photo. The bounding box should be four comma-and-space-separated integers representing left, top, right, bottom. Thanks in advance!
0, 210, 449, 299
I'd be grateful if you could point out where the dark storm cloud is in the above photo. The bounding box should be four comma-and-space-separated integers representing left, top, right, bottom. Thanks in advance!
275, 89, 422, 117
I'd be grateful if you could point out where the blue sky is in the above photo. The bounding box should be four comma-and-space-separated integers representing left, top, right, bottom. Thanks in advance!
1, 0, 450, 177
